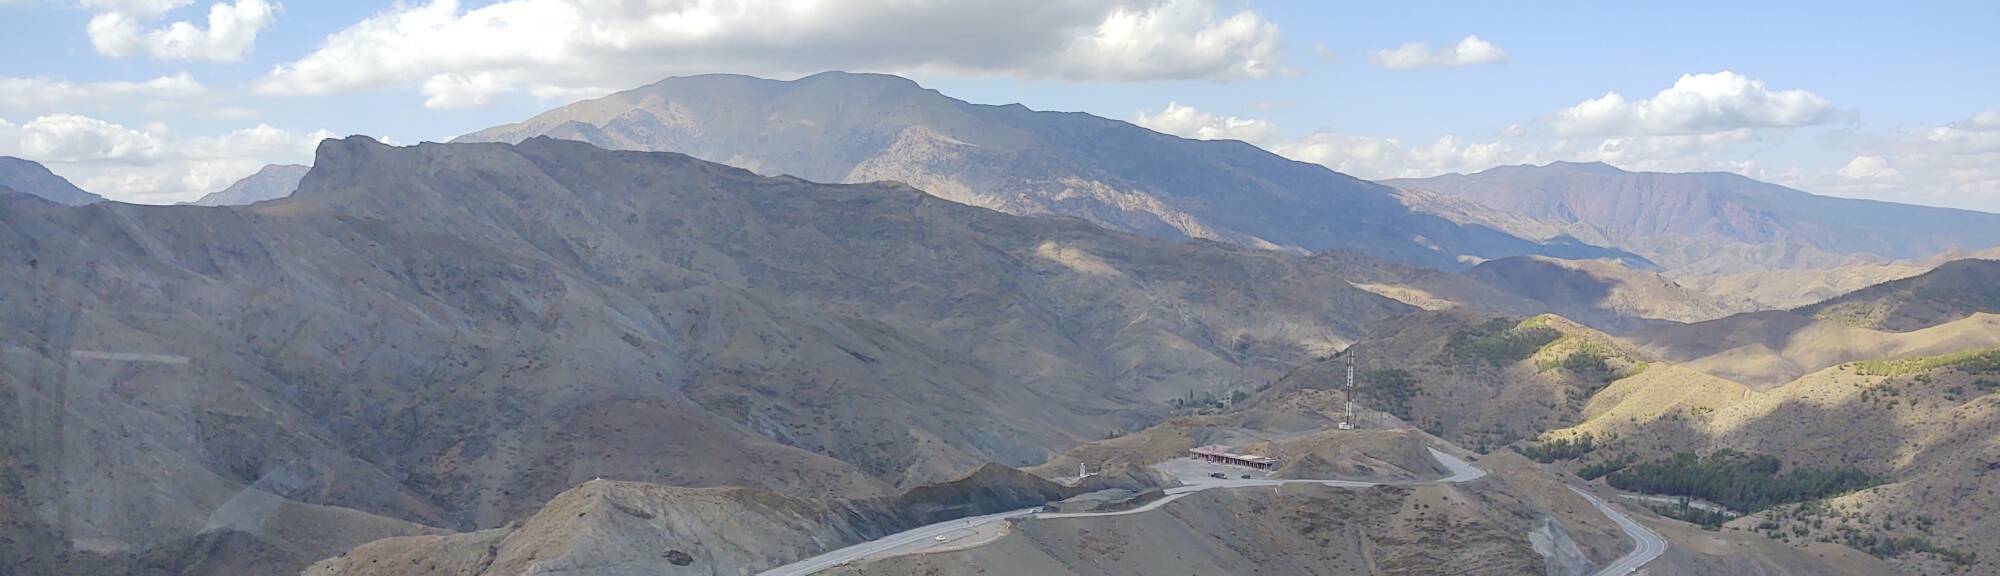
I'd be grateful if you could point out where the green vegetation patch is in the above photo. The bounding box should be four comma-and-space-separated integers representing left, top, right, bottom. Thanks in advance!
1606, 450, 1876, 513
1578, 455, 1633, 480
1515, 433, 1596, 463
1536, 341, 1645, 384
1807, 301, 1887, 329
1358, 368, 1418, 419
1644, 500, 1732, 530
1842, 533, 1978, 565
1442, 317, 1562, 367
1854, 347, 2000, 377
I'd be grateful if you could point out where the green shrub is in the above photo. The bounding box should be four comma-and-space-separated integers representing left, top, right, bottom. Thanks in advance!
1855, 347, 2000, 377
1516, 434, 1596, 463
1834, 533, 1978, 566
1358, 368, 1418, 419
1578, 455, 1632, 480
1646, 499, 1732, 529
1444, 318, 1561, 366
1606, 450, 1876, 513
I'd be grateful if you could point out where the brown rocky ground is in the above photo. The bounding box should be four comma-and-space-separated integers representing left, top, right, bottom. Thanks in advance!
306, 464, 1076, 576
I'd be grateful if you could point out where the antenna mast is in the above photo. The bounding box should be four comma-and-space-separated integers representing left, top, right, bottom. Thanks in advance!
1339, 350, 1356, 430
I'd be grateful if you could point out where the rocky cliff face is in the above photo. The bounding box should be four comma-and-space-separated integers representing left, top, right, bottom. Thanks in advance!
458, 72, 1631, 270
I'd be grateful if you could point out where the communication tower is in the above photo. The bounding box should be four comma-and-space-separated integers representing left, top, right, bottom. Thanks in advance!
1338, 351, 1357, 430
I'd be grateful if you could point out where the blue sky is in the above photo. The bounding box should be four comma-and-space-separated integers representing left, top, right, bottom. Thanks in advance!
2, 1, 1996, 209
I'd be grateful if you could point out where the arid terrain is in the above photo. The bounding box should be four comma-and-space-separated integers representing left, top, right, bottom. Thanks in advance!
2, 53, 1997, 576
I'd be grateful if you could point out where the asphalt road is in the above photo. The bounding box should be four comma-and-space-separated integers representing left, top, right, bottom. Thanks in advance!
1569, 486, 1670, 576
755, 508, 1039, 576
756, 447, 1504, 575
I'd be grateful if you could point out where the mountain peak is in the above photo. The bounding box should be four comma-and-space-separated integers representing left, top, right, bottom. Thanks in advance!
794, 70, 923, 87
1543, 160, 1626, 174
0, 156, 104, 206
191, 163, 313, 207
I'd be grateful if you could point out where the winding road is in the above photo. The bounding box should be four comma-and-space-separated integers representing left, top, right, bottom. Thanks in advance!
759, 447, 1655, 576
1570, 486, 1670, 576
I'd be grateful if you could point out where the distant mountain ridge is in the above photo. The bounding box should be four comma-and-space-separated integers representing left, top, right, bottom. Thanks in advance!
1388, 161, 2000, 274
458, 71, 1633, 270
0, 156, 102, 206
1795, 258, 2000, 331
192, 163, 310, 206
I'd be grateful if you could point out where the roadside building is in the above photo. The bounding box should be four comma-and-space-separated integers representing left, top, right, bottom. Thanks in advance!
1189, 445, 1279, 470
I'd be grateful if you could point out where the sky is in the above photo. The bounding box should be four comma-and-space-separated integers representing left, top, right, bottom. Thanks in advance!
1, 1, 1996, 209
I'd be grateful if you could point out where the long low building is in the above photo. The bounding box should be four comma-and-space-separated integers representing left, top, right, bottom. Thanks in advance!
1189, 445, 1279, 470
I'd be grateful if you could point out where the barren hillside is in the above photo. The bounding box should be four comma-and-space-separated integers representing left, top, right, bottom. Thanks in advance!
0, 137, 1425, 574
458, 72, 1633, 270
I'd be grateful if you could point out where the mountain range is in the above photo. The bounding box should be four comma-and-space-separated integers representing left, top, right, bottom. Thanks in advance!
0, 135, 1425, 574
1388, 161, 2000, 275
6, 71, 2000, 576
457, 71, 1631, 270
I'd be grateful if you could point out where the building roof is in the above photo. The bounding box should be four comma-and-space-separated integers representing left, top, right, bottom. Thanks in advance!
1189, 445, 1278, 465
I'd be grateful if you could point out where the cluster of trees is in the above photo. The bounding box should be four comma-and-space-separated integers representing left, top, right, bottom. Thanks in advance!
1168, 387, 1255, 416
1606, 450, 1875, 513
1516, 434, 1597, 462
1856, 347, 2000, 376
1442, 318, 1560, 366
1578, 455, 1633, 480
1545, 342, 1643, 385
1645, 500, 1732, 530
1359, 368, 1417, 419
1831, 530, 1978, 566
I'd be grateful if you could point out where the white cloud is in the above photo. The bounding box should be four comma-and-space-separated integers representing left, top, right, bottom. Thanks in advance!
0, 73, 207, 112
1803, 110, 2000, 210
1127, 100, 1810, 182
1973, 110, 2000, 130
0, 113, 331, 204
1272, 132, 1524, 180
421, 72, 512, 110
17, 113, 169, 162
1836, 155, 1899, 180
86, 0, 275, 62
1550, 71, 1836, 137
1132, 102, 1279, 144
1132, 102, 1527, 179
254, 0, 1286, 108
1368, 35, 1506, 69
